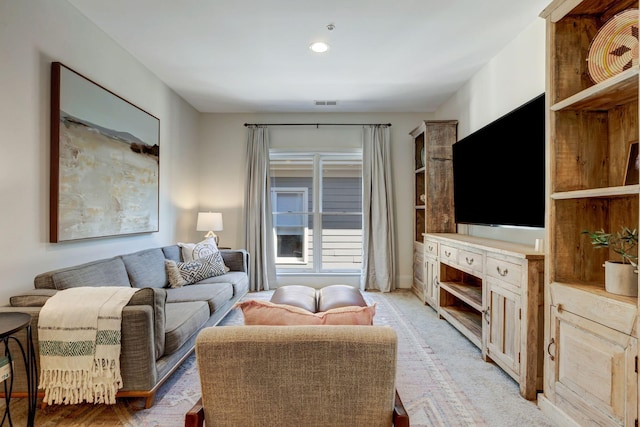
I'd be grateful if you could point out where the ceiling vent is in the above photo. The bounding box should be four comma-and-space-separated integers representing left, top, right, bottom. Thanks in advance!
314, 100, 338, 106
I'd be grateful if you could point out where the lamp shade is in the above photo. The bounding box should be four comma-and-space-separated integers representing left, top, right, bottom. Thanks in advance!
196, 212, 223, 232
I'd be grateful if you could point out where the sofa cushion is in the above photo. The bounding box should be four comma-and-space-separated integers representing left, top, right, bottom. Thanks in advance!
166, 282, 233, 314
51, 257, 131, 290
122, 248, 168, 288
235, 300, 377, 326
197, 271, 249, 297
164, 301, 210, 355
162, 245, 181, 262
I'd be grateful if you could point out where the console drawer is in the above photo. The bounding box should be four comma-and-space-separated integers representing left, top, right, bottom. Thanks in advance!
439, 244, 458, 264
424, 239, 438, 257
486, 256, 522, 287
458, 249, 483, 275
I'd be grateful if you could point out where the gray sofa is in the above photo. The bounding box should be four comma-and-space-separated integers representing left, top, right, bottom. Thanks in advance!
0, 244, 249, 408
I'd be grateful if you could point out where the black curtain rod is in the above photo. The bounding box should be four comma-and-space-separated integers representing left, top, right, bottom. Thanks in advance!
244, 123, 391, 128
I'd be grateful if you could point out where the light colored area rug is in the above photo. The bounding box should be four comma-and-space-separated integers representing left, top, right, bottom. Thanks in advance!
0, 289, 554, 426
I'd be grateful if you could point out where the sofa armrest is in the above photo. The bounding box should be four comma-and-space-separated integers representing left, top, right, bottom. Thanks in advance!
119, 305, 159, 391
220, 249, 250, 274
9, 289, 58, 307
0, 301, 164, 394
126, 287, 167, 359
10, 287, 167, 361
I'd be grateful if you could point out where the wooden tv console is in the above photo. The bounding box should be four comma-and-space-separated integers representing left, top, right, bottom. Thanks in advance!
421, 233, 544, 400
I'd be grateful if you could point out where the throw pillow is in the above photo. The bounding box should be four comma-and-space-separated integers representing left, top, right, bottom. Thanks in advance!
192, 238, 219, 259
177, 242, 196, 262
206, 250, 227, 277
165, 252, 227, 288
178, 238, 219, 262
235, 299, 376, 326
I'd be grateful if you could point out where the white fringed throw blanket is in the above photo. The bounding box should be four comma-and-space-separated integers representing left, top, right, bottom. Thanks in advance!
38, 286, 139, 405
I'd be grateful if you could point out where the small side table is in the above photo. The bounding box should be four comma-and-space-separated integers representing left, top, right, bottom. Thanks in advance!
0, 313, 37, 427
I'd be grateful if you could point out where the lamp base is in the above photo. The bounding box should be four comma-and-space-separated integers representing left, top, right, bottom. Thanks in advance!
203, 231, 219, 245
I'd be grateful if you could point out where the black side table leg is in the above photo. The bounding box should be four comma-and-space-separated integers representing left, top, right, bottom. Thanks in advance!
24, 326, 37, 427
1, 337, 14, 427
0, 331, 37, 427
0, 313, 37, 427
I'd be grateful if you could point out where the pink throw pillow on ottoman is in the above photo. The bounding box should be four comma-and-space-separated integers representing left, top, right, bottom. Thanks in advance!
234, 299, 376, 326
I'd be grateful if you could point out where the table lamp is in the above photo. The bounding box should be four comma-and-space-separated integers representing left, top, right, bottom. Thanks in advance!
196, 212, 223, 245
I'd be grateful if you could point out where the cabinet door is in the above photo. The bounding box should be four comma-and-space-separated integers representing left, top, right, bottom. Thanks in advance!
547, 306, 637, 427
424, 256, 438, 309
485, 279, 521, 380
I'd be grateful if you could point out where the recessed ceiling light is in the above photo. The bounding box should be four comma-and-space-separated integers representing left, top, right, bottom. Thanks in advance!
310, 42, 329, 53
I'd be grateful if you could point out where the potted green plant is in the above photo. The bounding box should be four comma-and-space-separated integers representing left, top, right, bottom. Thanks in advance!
582, 227, 638, 296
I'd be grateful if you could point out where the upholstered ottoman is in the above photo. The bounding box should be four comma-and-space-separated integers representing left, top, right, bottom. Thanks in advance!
270, 284, 367, 312
269, 285, 317, 312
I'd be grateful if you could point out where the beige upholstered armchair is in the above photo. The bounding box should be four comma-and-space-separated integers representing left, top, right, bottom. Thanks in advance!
185, 325, 409, 427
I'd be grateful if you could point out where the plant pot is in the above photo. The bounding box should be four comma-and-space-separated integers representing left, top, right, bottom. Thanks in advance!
604, 261, 639, 297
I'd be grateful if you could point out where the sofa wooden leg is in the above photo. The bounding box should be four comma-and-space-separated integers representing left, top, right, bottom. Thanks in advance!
144, 393, 156, 409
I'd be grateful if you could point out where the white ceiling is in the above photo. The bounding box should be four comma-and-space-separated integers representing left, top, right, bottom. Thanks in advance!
67, 0, 550, 113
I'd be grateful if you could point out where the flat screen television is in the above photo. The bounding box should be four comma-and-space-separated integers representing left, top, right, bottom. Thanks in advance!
452, 93, 545, 228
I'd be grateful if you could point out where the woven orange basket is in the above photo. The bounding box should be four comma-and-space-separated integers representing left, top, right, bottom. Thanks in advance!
587, 8, 639, 84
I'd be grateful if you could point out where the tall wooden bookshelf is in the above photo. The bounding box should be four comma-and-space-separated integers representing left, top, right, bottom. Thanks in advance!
539, 1, 640, 426
410, 121, 457, 305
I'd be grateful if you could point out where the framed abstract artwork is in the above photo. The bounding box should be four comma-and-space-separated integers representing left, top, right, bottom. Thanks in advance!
50, 62, 160, 242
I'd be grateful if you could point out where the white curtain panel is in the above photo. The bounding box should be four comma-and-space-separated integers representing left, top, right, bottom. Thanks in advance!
243, 126, 276, 291
361, 125, 396, 292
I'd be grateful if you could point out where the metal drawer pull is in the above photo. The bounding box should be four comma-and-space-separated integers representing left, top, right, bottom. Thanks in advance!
444, 250, 451, 257
547, 338, 555, 361
465, 257, 474, 265
482, 309, 490, 323
428, 245, 434, 251
496, 266, 508, 276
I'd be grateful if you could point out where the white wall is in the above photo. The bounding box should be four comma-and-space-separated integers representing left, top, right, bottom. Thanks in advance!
435, 17, 547, 246
198, 113, 432, 288
0, 0, 201, 305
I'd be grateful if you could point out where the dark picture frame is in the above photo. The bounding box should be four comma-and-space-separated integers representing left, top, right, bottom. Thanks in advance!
50, 62, 160, 242
624, 141, 639, 186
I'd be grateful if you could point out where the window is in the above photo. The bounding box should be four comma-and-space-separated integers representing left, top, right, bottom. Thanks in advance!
271, 188, 308, 263
270, 152, 362, 273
